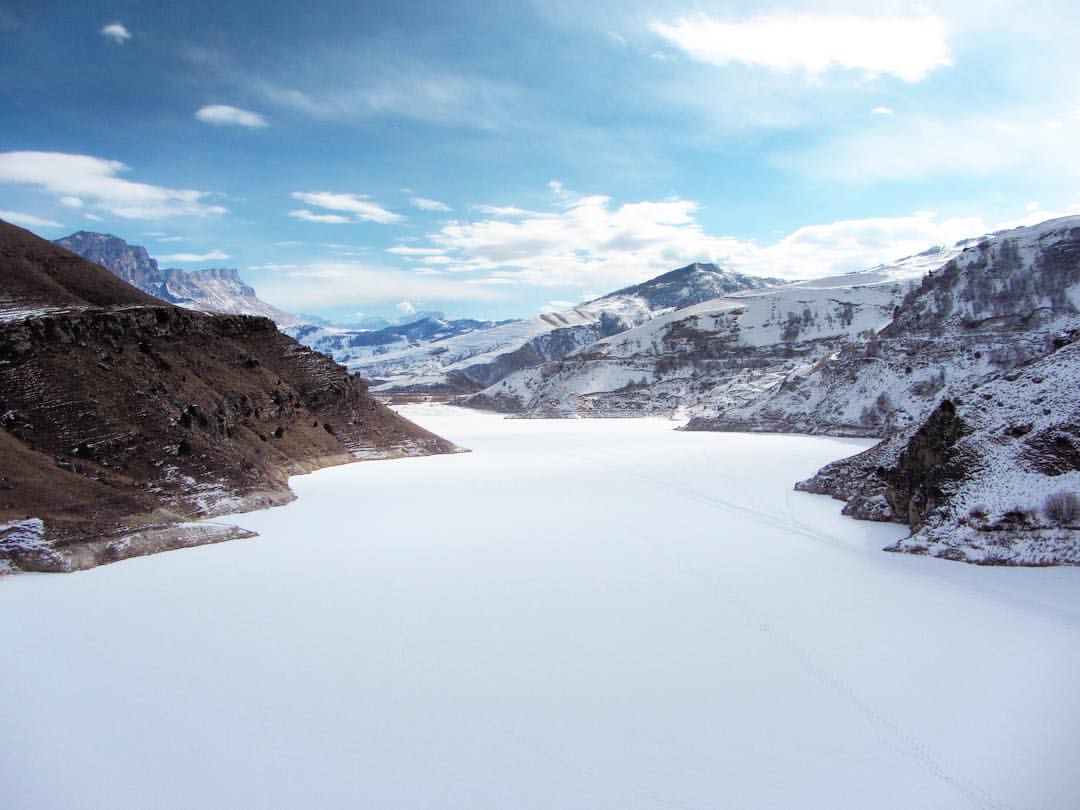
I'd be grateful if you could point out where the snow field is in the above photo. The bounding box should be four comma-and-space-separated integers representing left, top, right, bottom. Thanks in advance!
1, 405, 1078, 809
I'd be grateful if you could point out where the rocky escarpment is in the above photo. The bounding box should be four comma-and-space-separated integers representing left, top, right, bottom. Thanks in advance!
797, 334, 1080, 565
0, 220, 455, 573
55, 231, 301, 326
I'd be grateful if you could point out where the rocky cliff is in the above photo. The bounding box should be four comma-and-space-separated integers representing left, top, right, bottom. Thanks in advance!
796, 334, 1080, 565
54, 231, 302, 326
0, 220, 455, 573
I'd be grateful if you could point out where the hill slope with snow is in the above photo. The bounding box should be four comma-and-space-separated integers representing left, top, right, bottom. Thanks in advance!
464, 218, 1080, 440
322, 262, 782, 393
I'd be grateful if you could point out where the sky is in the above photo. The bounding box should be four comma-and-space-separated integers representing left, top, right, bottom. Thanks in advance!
2, 0, 1079, 322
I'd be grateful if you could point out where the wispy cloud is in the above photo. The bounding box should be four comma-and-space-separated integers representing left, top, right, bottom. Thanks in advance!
186, 46, 524, 131
100, 22, 131, 44
387, 246, 447, 257
651, 13, 952, 83
871, 106, 895, 116
0, 151, 227, 220
195, 104, 268, 129
0, 210, 62, 229
410, 196, 452, 212
290, 191, 403, 224
158, 250, 230, 263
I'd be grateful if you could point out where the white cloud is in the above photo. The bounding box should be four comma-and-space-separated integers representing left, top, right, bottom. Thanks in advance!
157, 250, 230, 263
410, 196, 452, 212
195, 104, 268, 129
405, 184, 1043, 292
651, 13, 952, 83
0, 210, 62, 229
289, 210, 352, 224
59, 196, 84, 208
396, 301, 417, 315
387, 246, 447, 257
0, 151, 227, 220
100, 22, 131, 44
871, 106, 895, 116
731, 213, 988, 279
253, 262, 505, 309
425, 188, 745, 289
290, 191, 403, 224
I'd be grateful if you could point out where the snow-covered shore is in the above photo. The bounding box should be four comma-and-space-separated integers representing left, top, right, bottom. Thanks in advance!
2, 405, 1078, 809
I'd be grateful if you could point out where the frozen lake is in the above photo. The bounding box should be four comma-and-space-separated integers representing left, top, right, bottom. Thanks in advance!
2, 405, 1079, 809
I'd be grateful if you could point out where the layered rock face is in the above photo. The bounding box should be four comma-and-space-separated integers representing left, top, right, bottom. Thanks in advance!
0, 221, 455, 573
54, 231, 302, 326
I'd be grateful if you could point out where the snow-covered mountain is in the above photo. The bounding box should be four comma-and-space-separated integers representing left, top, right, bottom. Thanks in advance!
314, 263, 782, 393
54, 231, 303, 327
463, 218, 1080, 438
284, 314, 514, 375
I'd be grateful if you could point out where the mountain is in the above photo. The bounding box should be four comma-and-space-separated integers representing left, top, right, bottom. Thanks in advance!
797, 332, 1080, 565
285, 314, 513, 376
304, 263, 782, 394
55, 231, 302, 327
462, 219, 1080, 434
0, 220, 455, 573
460, 245, 954, 417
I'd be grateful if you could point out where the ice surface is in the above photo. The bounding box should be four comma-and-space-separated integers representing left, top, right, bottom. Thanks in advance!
1, 405, 1078, 809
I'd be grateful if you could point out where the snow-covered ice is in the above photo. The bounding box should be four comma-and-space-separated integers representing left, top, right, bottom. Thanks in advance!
1, 405, 1078, 809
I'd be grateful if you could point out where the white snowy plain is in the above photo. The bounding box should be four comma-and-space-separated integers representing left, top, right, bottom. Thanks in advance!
2, 405, 1079, 810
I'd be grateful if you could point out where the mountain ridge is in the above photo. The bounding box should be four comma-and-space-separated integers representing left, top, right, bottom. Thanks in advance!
54, 230, 303, 327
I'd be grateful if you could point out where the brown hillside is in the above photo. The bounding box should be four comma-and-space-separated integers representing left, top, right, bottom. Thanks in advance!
0, 220, 457, 572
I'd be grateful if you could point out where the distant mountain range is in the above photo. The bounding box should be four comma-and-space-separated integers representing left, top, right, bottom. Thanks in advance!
297, 262, 783, 393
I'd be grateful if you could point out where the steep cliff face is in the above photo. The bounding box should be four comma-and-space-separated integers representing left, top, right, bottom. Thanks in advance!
0, 220, 455, 573
797, 336, 1080, 565
54, 231, 301, 326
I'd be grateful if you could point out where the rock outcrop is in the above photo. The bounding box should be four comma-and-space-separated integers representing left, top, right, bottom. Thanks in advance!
797, 334, 1080, 565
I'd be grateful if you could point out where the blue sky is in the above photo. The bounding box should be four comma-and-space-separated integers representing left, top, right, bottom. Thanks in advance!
2, 0, 1079, 321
